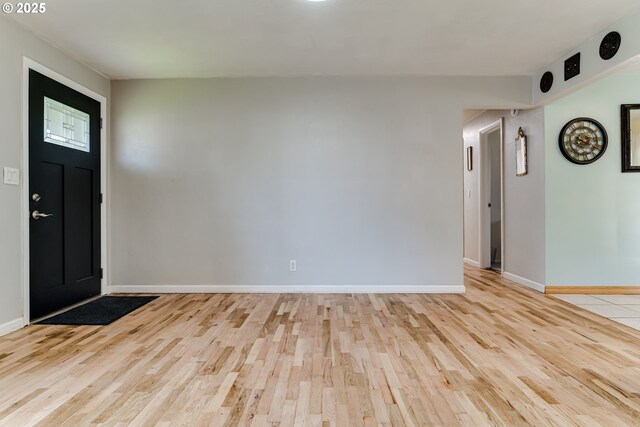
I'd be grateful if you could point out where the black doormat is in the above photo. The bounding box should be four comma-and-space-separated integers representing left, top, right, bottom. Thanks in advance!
37, 296, 158, 326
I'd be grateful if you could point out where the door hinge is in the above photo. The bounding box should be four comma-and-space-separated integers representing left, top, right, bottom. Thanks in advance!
99, 193, 103, 204
100, 118, 103, 129
99, 268, 103, 279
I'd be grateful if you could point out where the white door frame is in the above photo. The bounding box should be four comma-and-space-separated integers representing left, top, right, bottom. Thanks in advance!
21, 57, 109, 324
477, 119, 504, 272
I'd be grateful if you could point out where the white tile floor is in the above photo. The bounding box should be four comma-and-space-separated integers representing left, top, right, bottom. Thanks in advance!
553, 294, 640, 330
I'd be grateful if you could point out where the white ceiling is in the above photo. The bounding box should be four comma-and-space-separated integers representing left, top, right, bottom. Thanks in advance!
8, 0, 640, 79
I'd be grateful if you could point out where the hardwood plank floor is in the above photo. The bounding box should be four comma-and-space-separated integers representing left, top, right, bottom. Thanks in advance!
0, 266, 639, 426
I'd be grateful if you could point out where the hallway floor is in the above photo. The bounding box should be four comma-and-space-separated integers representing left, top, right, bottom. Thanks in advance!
0, 267, 638, 426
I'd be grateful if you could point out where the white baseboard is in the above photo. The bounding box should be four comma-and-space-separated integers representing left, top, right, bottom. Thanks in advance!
110, 284, 466, 294
463, 258, 480, 268
503, 272, 545, 293
0, 318, 25, 337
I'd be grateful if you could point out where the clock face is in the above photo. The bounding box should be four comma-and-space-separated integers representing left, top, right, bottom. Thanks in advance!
559, 118, 608, 165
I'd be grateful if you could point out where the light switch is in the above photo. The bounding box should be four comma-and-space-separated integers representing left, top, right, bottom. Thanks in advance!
3, 167, 20, 186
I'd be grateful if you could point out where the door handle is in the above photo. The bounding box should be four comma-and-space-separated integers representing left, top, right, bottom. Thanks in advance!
32, 210, 53, 220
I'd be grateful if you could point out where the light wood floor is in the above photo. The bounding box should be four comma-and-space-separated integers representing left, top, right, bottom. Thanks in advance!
0, 267, 639, 426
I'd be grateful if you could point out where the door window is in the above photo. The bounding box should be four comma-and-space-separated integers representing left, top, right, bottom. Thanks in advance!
44, 97, 91, 152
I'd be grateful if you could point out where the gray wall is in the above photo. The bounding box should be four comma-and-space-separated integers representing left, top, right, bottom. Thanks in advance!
463, 108, 545, 285
0, 16, 110, 327
504, 108, 545, 285
111, 77, 531, 291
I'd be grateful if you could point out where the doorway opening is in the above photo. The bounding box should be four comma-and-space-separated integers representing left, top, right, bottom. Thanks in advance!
478, 120, 504, 273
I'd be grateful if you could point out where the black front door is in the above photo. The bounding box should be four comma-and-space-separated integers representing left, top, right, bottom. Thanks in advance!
29, 70, 102, 320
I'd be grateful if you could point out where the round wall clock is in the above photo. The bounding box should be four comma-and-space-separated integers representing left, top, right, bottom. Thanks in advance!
559, 118, 608, 165
599, 31, 621, 60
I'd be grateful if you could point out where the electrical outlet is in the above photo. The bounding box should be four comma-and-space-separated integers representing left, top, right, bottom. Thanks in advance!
3, 167, 20, 186
289, 260, 297, 272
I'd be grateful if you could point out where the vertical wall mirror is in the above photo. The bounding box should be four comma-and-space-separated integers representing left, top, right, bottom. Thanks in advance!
515, 127, 527, 176
621, 104, 640, 172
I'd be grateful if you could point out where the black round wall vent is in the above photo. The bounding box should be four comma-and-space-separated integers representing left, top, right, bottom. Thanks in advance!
600, 31, 621, 60
540, 71, 554, 93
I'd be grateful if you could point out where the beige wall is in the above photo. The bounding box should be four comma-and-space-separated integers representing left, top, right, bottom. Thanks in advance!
463, 108, 546, 287
0, 16, 110, 329
110, 76, 531, 292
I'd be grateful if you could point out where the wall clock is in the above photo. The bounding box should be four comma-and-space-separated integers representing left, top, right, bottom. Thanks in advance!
600, 31, 621, 60
558, 118, 608, 164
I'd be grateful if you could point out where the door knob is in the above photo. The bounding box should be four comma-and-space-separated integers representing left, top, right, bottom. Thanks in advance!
32, 210, 53, 220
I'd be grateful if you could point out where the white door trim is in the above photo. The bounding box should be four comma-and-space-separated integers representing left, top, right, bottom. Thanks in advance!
477, 119, 504, 272
21, 57, 109, 325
